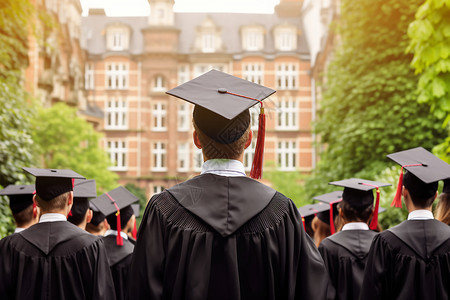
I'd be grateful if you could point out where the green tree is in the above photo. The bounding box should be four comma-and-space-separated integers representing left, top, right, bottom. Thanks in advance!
407, 0, 450, 162
305, 0, 447, 219
31, 103, 118, 193
124, 183, 148, 228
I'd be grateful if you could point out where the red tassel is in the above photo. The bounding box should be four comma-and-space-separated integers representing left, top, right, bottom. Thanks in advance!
250, 107, 265, 179
391, 168, 404, 208
329, 199, 342, 235
132, 218, 137, 239
68, 210, 72, 217
116, 210, 123, 246
369, 188, 380, 230
301, 217, 305, 231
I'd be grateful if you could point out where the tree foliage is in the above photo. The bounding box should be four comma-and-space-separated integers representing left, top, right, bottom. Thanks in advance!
31, 103, 118, 193
305, 0, 447, 224
407, 0, 450, 163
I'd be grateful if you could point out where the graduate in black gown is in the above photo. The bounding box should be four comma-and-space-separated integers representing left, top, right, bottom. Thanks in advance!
92, 186, 139, 300
67, 179, 96, 230
0, 184, 39, 234
0, 168, 116, 300
318, 178, 390, 300
361, 147, 450, 300
128, 70, 329, 300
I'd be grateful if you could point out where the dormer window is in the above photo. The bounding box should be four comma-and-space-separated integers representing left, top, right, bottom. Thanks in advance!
106, 24, 131, 51
274, 25, 297, 51
202, 33, 215, 53
194, 17, 223, 53
241, 26, 264, 52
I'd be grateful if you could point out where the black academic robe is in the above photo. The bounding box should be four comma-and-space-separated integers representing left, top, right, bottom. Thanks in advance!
0, 221, 116, 300
128, 174, 329, 300
360, 219, 450, 300
103, 235, 134, 300
319, 229, 377, 300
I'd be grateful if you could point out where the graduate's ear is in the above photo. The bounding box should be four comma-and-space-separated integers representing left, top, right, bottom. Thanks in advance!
86, 209, 93, 224
244, 130, 253, 149
67, 191, 73, 206
193, 130, 202, 149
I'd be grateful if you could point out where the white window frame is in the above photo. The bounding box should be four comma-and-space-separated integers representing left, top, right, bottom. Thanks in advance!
152, 142, 167, 171
152, 102, 167, 131
250, 106, 260, 131
105, 97, 127, 130
107, 140, 127, 171
245, 30, 263, 51
106, 63, 128, 90
112, 31, 124, 51
152, 185, 165, 195
243, 63, 264, 85
193, 147, 203, 172
276, 63, 298, 90
277, 141, 297, 171
178, 65, 189, 85
276, 98, 298, 130
177, 143, 190, 172
153, 75, 166, 92
279, 30, 295, 51
85, 63, 94, 90
202, 33, 215, 53
178, 102, 190, 132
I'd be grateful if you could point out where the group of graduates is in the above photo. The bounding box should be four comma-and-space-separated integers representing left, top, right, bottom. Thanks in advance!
0, 70, 449, 299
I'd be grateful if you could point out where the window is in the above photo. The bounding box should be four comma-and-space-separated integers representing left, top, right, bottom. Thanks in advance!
193, 64, 225, 77
274, 26, 297, 51
152, 142, 167, 171
250, 106, 260, 131
202, 33, 215, 53
178, 143, 190, 172
277, 141, 297, 170
106, 63, 128, 89
178, 65, 189, 85
112, 31, 124, 51
106, 27, 130, 51
178, 102, 190, 131
243, 63, 263, 85
279, 31, 295, 51
193, 147, 203, 172
105, 97, 127, 129
153, 185, 165, 194
276, 63, 298, 90
107, 140, 127, 171
276, 98, 298, 130
153, 75, 166, 92
85, 63, 94, 90
152, 102, 167, 131
243, 139, 256, 171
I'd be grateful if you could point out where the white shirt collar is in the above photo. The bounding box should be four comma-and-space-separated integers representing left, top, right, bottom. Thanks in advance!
341, 222, 369, 231
39, 213, 67, 223
201, 159, 246, 177
407, 209, 434, 220
104, 229, 129, 240
14, 227, 26, 233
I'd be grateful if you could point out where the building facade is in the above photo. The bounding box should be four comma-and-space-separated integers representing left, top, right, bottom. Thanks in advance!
82, 0, 314, 196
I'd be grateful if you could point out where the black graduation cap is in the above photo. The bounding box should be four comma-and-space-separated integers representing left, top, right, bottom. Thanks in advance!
73, 179, 97, 198
0, 184, 35, 214
166, 69, 276, 179
329, 178, 391, 231
312, 191, 343, 234
298, 203, 330, 218
89, 202, 106, 226
387, 147, 450, 207
313, 191, 343, 205
131, 203, 140, 218
23, 167, 85, 201
91, 186, 139, 245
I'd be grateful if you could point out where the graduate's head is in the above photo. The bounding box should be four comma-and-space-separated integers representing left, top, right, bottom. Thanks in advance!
402, 171, 437, 209
0, 184, 38, 227
436, 180, 450, 225
86, 203, 109, 235
106, 205, 134, 231
35, 191, 72, 212
68, 179, 96, 228
193, 110, 252, 160
166, 69, 275, 179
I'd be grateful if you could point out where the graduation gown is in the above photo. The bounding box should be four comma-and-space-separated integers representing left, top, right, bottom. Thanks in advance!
319, 229, 377, 300
0, 221, 116, 300
103, 235, 134, 300
360, 219, 450, 300
128, 173, 329, 300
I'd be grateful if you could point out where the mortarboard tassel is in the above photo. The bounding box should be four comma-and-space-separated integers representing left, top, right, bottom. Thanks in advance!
361, 182, 381, 230
224, 90, 266, 179
132, 218, 137, 239
106, 192, 123, 246
301, 217, 305, 231
250, 106, 265, 179
329, 199, 342, 235
391, 164, 423, 208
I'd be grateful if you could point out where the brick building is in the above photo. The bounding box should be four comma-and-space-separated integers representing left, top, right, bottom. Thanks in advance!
81, 0, 314, 196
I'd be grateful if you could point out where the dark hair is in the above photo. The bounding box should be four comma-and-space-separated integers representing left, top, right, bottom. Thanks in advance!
436, 193, 450, 225
403, 172, 437, 208
36, 192, 69, 212
193, 119, 250, 160
106, 205, 134, 231
67, 197, 90, 226
339, 201, 373, 223
12, 204, 34, 227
